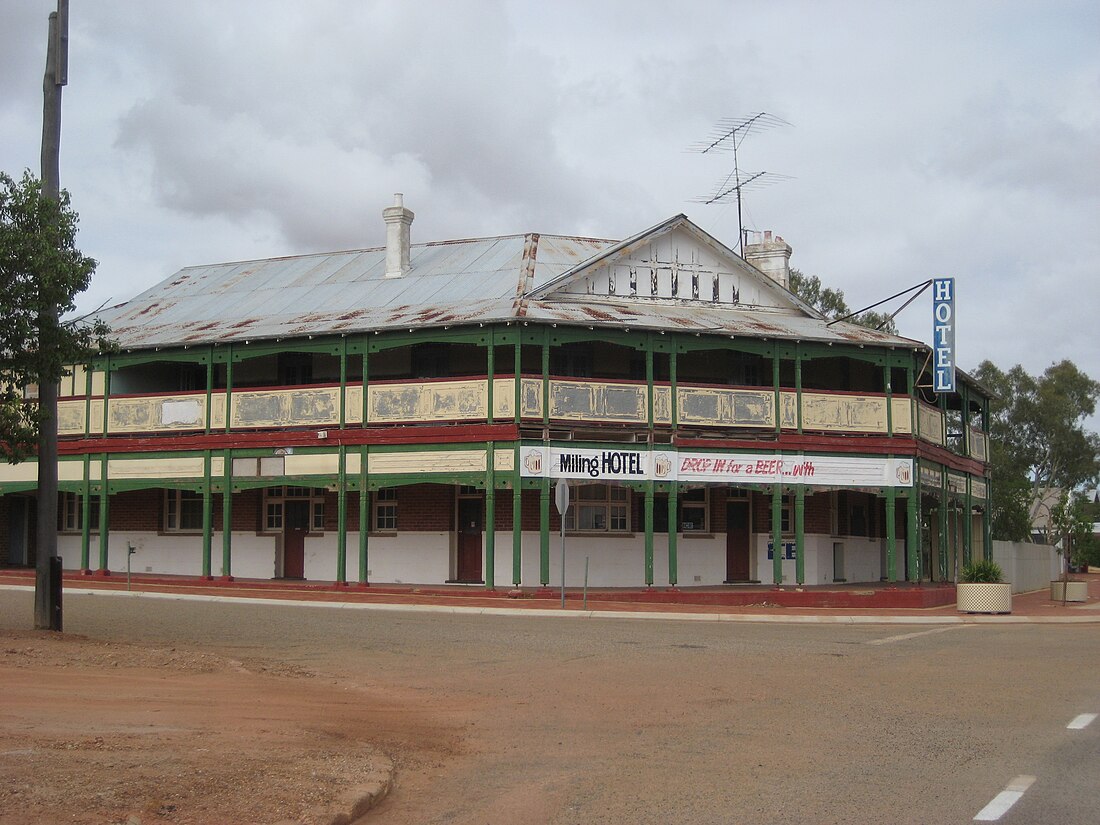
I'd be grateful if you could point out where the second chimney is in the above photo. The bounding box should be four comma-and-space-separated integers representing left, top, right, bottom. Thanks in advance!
743, 230, 792, 290
383, 193, 414, 278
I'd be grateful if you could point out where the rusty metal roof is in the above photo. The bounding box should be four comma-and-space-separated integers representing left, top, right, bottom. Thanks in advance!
97, 220, 923, 352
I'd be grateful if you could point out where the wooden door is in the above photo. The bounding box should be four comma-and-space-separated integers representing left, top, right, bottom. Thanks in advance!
456, 498, 483, 583
725, 500, 750, 582
283, 500, 309, 579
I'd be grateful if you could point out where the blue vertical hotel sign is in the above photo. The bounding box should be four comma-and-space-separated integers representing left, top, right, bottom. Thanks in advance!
932, 277, 956, 392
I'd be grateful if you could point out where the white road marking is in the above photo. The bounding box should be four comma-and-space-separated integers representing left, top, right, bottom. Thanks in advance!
974, 775, 1036, 821
1067, 713, 1097, 730
866, 625, 966, 645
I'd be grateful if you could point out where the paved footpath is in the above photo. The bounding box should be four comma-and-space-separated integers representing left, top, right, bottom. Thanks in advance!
2, 569, 1098, 624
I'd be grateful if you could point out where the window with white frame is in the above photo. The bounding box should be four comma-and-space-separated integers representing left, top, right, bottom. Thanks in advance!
679, 487, 708, 533
165, 489, 204, 532
564, 484, 630, 532
59, 491, 100, 533
373, 488, 397, 531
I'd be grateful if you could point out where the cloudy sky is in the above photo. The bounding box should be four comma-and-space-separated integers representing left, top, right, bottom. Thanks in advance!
2, 0, 1098, 387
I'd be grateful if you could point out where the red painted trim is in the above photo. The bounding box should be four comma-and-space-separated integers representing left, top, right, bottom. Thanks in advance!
914, 441, 987, 476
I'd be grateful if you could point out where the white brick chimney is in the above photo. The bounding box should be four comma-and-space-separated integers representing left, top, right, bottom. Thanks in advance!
744, 230, 792, 289
383, 193, 414, 278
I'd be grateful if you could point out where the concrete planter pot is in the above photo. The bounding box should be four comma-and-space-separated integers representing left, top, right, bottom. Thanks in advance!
1050, 580, 1088, 602
956, 582, 1012, 614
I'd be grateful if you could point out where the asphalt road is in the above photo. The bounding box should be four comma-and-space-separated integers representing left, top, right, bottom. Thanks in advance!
3, 590, 1098, 824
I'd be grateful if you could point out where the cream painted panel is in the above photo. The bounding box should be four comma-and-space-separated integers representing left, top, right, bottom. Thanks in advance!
368, 450, 487, 475
232, 387, 341, 429
677, 387, 775, 428
57, 400, 87, 435
346, 453, 361, 475
59, 461, 87, 482
918, 402, 945, 445
780, 391, 798, 429
211, 457, 225, 477
108, 394, 207, 433
90, 371, 106, 396
494, 449, 514, 472
653, 386, 672, 424
107, 457, 205, 479
969, 428, 988, 461
87, 399, 104, 434
210, 393, 226, 429
800, 392, 887, 433
0, 462, 38, 482
284, 453, 340, 476
891, 398, 913, 434
493, 378, 515, 418
521, 378, 542, 417
345, 385, 363, 425
68, 364, 87, 397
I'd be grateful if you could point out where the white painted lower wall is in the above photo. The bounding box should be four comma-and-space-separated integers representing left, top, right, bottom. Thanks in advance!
992, 540, 1060, 593
56, 530, 908, 586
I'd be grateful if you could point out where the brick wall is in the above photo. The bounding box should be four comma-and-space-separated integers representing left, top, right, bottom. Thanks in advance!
110, 489, 162, 531
397, 483, 454, 531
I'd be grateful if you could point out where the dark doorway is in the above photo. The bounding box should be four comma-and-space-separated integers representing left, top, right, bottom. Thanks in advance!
283, 500, 309, 579
455, 497, 483, 583
725, 500, 751, 582
6, 497, 31, 567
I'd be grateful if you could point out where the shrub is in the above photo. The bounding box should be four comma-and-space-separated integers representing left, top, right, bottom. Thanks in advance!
960, 558, 1004, 583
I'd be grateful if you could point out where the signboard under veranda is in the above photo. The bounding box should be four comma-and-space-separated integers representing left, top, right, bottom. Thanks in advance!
932, 277, 956, 393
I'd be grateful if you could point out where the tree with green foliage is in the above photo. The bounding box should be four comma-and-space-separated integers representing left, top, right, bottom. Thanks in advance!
973, 359, 1100, 541
789, 269, 898, 334
0, 170, 110, 462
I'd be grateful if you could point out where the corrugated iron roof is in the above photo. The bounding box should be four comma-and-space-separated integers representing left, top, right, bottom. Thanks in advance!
97, 222, 923, 352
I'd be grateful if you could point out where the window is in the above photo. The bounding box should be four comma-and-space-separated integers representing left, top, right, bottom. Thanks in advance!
263, 487, 326, 533
266, 501, 284, 531
165, 489, 204, 532
679, 487, 708, 533
59, 492, 100, 533
373, 488, 397, 531
767, 494, 793, 535
564, 484, 630, 533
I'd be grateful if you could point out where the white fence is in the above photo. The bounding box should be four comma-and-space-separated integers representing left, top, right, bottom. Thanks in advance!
992, 540, 1060, 593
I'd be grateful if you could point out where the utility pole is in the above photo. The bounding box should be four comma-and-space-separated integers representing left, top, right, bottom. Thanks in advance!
35, 0, 68, 632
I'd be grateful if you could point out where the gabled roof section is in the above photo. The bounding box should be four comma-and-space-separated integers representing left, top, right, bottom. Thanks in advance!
526, 214, 823, 318
96, 215, 920, 353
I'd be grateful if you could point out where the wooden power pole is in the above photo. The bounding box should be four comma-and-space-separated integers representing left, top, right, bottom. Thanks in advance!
34, 0, 68, 631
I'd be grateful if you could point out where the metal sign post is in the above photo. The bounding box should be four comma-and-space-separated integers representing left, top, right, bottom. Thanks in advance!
554, 478, 569, 608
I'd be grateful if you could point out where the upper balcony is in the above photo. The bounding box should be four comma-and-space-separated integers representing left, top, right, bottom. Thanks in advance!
55, 372, 982, 457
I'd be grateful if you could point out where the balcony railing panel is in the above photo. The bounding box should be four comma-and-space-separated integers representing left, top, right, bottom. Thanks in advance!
678, 386, 775, 429
917, 402, 945, 446
796, 392, 889, 433
368, 379, 486, 424
969, 427, 988, 462
232, 387, 341, 429
548, 380, 647, 423
108, 394, 208, 434
891, 398, 913, 434
57, 399, 88, 436
653, 386, 672, 425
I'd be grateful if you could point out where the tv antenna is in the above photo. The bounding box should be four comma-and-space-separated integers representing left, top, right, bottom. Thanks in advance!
688, 112, 792, 255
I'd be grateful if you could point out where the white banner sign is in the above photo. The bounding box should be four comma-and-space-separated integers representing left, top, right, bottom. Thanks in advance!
518, 446, 913, 487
